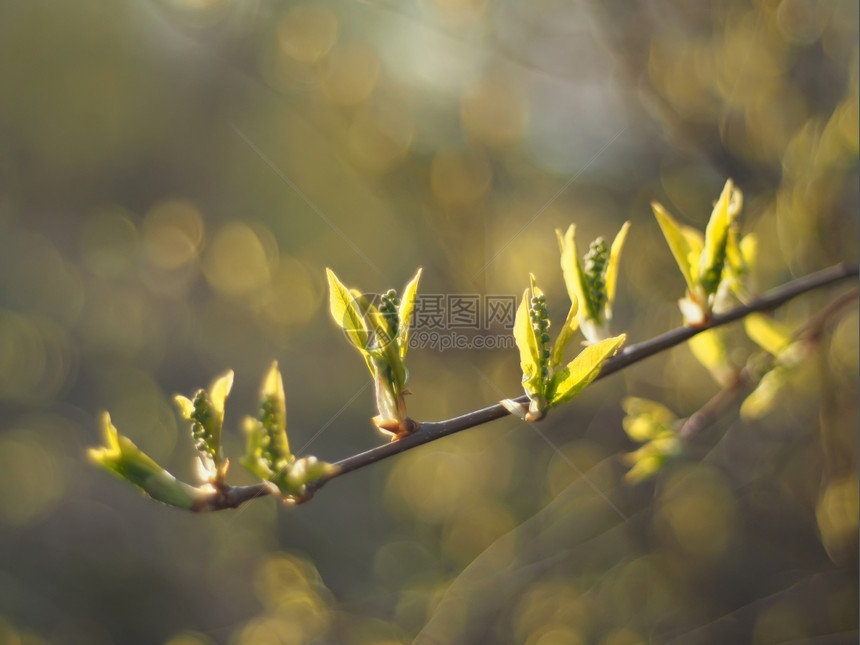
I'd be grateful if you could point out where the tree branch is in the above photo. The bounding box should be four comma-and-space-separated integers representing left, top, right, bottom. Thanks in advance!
325, 262, 858, 482
195, 262, 857, 510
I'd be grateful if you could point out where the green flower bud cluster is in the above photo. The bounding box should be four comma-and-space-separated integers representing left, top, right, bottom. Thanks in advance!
379, 289, 401, 339
257, 397, 288, 471
529, 293, 552, 380
583, 237, 608, 319
189, 389, 216, 461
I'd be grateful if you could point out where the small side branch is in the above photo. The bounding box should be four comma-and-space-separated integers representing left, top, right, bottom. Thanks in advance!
190, 263, 857, 510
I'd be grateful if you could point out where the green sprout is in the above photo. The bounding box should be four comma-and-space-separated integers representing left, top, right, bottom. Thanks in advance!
88, 412, 201, 509
557, 221, 630, 345
651, 179, 748, 325
242, 361, 338, 503
174, 370, 234, 484
740, 314, 809, 420
326, 268, 422, 440
502, 274, 626, 422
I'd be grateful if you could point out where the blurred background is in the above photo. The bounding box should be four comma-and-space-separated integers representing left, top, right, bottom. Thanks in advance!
0, 0, 857, 643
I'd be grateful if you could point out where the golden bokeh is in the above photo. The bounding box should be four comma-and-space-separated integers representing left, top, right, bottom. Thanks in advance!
277, 7, 339, 64
430, 148, 492, 207
79, 205, 139, 278
0, 1, 855, 642
347, 101, 415, 174
0, 312, 73, 404
322, 43, 381, 106
142, 199, 204, 271
752, 602, 810, 645
816, 474, 859, 562
256, 255, 322, 331
203, 222, 276, 297
0, 429, 64, 526
461, 73, 528, 148
655, 464, 737, 558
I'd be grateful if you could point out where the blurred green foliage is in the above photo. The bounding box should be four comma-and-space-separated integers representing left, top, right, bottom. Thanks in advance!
0, 0, 856, 643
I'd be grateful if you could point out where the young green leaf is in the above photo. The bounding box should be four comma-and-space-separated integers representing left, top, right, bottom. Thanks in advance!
557, 223, 630, 344
397, 268, 423, 360
620, 397, 682, 483
556, 225, 592, 320
89, 412, 200, 509
744, 313, 792, 357
326, 269, 424, 440
699, 180, 742, 295
174, 370, 234, 483
740, 369, 785, 420
604, 221, 631, 320
550, 298, 579, 370
326, 268, 370, 354
548, 333, 626, 406
688, 330, 734, 387
623, 437, 682, 484
513, 287, 543, 396
621, 397, 678, 442
241, 361, 294, 493
283, 456, 339, 504
652, 202, 697, 293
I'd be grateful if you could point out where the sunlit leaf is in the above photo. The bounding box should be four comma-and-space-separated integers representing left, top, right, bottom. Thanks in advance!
621, 397, 678, 442
551, 298, 579, 369
699, 180, 742, 295
88, 412, 199, 509
745, 313, 792, 356
548, 334, 626, 406
604, 221, 631, 319
513, 288, 542, 396
326, 268, 370, 354
283, 456, 339, 503
689, 330, 732, 385
242, 362, 293, 492
556, 225, 592, 319
740, 368, 785, 419
397, 268, 423, 360
652, 202, 697, 292
259, 361, 289, 457
623, 436, 681, 483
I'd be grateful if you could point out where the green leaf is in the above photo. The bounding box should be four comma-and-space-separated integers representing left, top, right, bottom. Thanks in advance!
397, 268, 423, 360
688, 330, 733, 386
548, 334, 626, 406
241, 362, 294, 493
621, 397, 677, 442
652, 202, 697, 292
326, 268, 370, 354
88, 412, 200, 509
604, 221, 631, 319
740, 368, 785, 420
550, 298, 580, 369
745, 313, 792, 356
259, 361, 290, 457
699, 179, 742, 295
623, 436, 681, 483
513, 288, 542, 396
556, 225, 593, 320
283, 456, 340, 502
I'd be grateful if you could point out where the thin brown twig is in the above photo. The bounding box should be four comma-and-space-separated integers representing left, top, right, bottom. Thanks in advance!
192, 262, 857, 511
